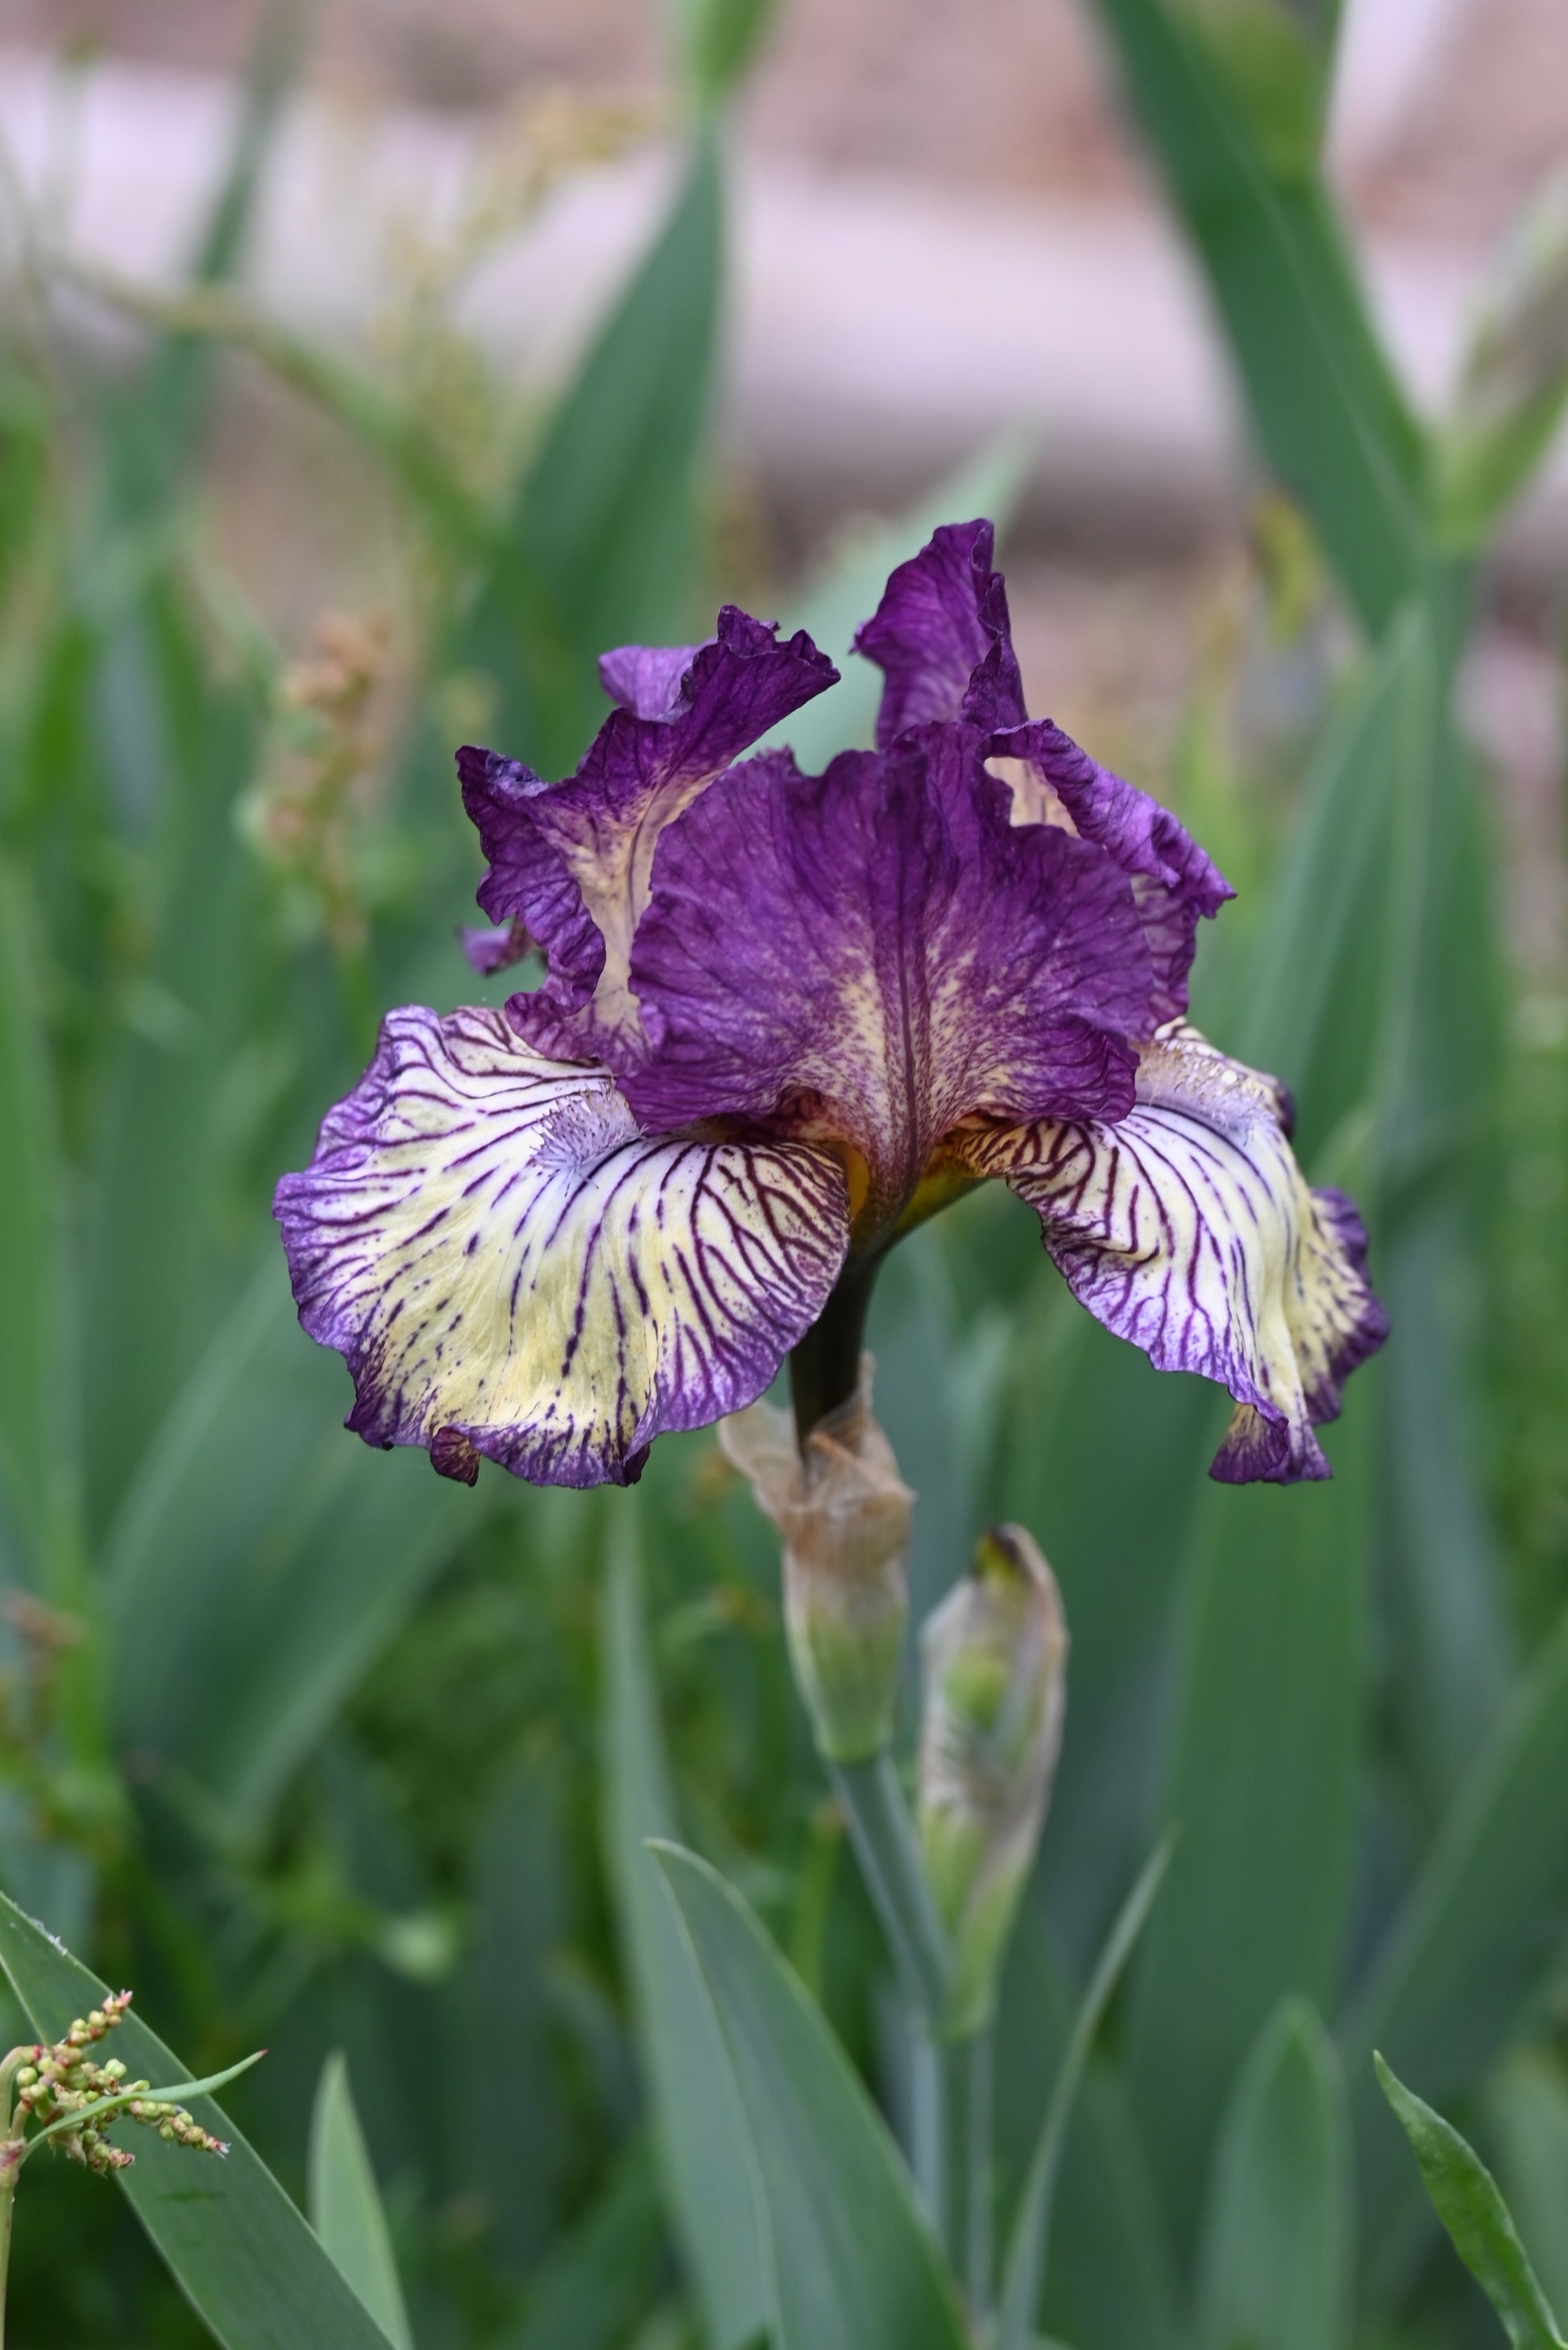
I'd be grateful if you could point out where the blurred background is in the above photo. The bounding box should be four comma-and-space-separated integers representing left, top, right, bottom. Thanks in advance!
0, 0, 1564, 2344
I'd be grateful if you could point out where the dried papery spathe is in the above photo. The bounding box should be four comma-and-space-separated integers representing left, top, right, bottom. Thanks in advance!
721, 1359, 911, 1765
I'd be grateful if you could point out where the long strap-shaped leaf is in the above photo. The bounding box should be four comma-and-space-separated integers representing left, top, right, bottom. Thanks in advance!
104, 0, 305, 523
1087, 0, 1427, 636
0, 1894, 396, 2350
309, 2053, 414, 2350
600, 1534, 770, 2350
1342, 1601, 1568, 2248
1122, 1397, 1371, 2256
997, 1838, 1173, 2350
1488, 2052, 1568, 2324
1194, 1999, 1352, 2350
650, 1841, 972, 2350
1092, 0, 1514, 1835
104, 1256, 473, 1843
469, 130, 724, 776
0, 863, 75, 1592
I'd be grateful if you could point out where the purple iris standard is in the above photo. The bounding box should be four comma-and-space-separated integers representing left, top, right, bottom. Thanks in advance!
276, 521, 1387, 1491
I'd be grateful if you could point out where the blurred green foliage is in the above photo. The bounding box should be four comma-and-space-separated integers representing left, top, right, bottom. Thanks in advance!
0, 0, 1565, 2343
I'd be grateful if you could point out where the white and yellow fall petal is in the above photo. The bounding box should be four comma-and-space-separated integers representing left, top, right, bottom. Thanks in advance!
960, 1023, 1388, 1484
275, 1005, 850, 1488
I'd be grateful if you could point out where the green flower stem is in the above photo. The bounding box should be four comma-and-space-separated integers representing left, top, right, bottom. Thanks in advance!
0, 2055, 30, 2126
831, 1754, 952, 2024
0, 2153, 18, 2350
911, 2028, 993, 2310
789, 1256, 884, 1444
960, 2029, 993, 2318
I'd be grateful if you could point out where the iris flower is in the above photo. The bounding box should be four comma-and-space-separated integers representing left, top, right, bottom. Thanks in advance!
276, 521, 1387, 1491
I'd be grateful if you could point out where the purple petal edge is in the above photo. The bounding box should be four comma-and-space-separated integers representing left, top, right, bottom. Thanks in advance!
461, 916, 535, 976
599, 638, 708, 720
458, 605, 840, 1034
993, 717, 1234, 1021
854, 519, 1027, 748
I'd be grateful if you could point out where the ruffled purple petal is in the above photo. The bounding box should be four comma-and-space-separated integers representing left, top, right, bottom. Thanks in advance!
457, 745, 603, 1011
274, 1004, 851, 1489
853, 519, 1027, 747
461, 607, 838, 1053
854, 528, 1228, 1020
989, 720, 1234, 1020
960, 1022, 1388, 1484
620, 725, 1153, 1232
599, 640, 707, 721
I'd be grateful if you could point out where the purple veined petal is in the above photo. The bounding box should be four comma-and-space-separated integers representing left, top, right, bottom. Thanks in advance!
274, 1004, 851, 1490
988, 720, 1234, 1021
960, 1021, 1388, 1485
598, 640, 707, 720
623, 725, 1153, 1232
459, 607, 839, 1053
853, 518, 1027, 748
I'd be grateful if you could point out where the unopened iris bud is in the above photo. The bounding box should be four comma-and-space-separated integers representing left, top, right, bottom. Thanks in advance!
720, 1358, 911, 1764
919, 1524, 1067, 2037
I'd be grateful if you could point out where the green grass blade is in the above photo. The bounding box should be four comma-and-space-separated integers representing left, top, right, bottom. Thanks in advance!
763, 427, 1039, 770
1379, 1200, 1513, 1807
601, 1529, 771, 2350
471, 133, 724, 774
106, 0, 305, 518
496, 2141, 666, 2350
1342, 1601, 1568, 2250
1375, 2054, 1566, 2349
1214, 610, 1424, 1140
1041, 2065, 1180, 2350
309, 2053, 414, 2350
1216, 598, 1510, 1810
997, 1303, 1217, 1971
64, 255, 491, 551
0, 861, 74, 1587
1087, 0, 1426, 633
104, 1258, 473, 1840
0, 1892, 398, 2349
1123, 1386, 1371, 2252
1490, 2052, 1568, 2323
993, 1904, 1179, 2350
998, 1838, 1173, 2350
1222, 611, 1511, 1811
1196, 2000, 1353, 2350
1435, 176, 1568, 548
670, 0, 784, 113
81, 634, 268, 1526
27, 2049, 267, 2154
649, 1841, 971, 2350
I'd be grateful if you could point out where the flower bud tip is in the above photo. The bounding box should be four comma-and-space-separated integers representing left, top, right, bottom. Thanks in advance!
919, 1522, 1068, 2036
